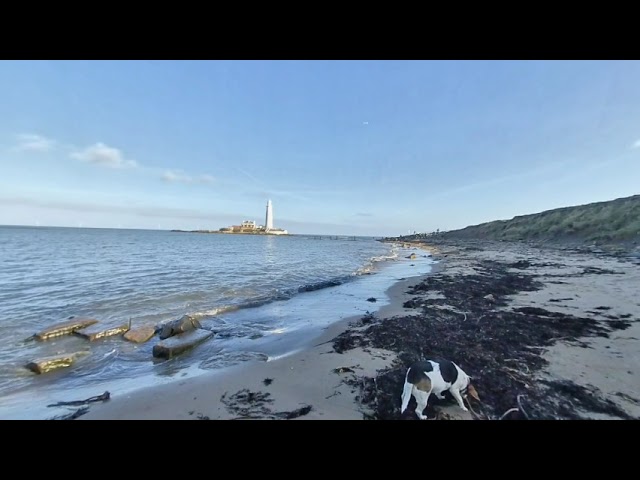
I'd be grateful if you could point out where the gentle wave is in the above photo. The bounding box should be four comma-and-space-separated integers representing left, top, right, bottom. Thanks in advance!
169, 253, 394, 324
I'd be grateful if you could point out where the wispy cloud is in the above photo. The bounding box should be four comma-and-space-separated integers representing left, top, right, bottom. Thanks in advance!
71, 142, 137, 169
424, 158, 580, 201
632, 139, 640, 149
235, 167, 263, 186
161, 170, 215, 185
355, 212, 373, 217
233, 167, 346, 202
0, 195, 241, 221
15, 133, 55, 152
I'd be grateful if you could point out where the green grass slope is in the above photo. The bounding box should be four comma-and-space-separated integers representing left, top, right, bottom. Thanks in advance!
441, 195, 640, 245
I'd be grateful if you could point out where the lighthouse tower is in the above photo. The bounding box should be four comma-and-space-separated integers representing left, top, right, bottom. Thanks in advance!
265, 199, 274, 231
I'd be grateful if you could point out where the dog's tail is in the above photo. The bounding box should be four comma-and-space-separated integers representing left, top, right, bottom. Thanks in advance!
400, 370, 414, 414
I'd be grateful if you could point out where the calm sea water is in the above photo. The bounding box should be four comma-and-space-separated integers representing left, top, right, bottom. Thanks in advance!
0, 226, 433, 419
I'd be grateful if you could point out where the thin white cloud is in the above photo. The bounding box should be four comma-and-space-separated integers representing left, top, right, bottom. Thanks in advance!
632, 139, 640, 149
235, 167, 263, 186
16, 133, 55, 152
71, 142, 137, 169
424, 158, 580, 201
161, 170, 215, 185
0, 195, 238, 221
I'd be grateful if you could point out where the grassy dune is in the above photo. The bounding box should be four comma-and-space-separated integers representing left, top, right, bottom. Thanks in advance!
400, 195, 640, 246
440, 195, 640, 246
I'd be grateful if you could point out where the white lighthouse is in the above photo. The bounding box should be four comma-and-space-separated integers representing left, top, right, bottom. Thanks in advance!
262, 199, 288, 235
265, 199, 274, 232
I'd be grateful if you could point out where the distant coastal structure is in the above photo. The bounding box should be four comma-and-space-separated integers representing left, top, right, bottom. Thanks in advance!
218, 199, 289, 235
171, 200, 290, 235
265, 199, 274, 231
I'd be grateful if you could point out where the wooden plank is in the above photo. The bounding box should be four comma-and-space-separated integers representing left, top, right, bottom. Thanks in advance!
123, 325, 156, 343
152, 329, 214, 359
25, 352, 88, 374
35, 318, 99, 341
74, 323, 129, 341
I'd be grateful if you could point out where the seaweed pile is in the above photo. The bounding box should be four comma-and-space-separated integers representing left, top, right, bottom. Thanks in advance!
333, 259, 634, 420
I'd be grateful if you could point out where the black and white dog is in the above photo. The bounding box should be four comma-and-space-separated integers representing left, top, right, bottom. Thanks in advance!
400, 359, 479, 420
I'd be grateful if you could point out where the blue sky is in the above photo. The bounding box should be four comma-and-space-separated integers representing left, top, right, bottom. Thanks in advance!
1, 60, 639, 236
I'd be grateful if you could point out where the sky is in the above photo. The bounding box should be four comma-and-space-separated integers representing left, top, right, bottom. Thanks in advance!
1, 60, 639, 236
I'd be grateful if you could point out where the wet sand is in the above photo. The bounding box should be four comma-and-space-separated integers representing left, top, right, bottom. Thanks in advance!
80, 240, 640, 420
80, 274, 433, 420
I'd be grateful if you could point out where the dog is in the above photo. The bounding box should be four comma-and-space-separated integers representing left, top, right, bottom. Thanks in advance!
400, 358, 479, 420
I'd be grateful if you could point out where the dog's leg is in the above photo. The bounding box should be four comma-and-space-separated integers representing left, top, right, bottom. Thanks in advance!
435, 392, 445, 400
450, 388, 468, 412
414, 390, 431, 420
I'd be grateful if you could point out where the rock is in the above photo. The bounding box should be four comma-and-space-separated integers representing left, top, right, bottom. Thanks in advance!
74, 323, 129, 341
35, 318, 99, 341
333, 366, 355, 374
124, 325, 156, 343
159, 315, 202, 340
298, 280, 342, 292
406, 253, 417, 260
25, 352, 88, 374
484, 294, 495, 302
152, 329, 214, 359
367, 297, 377, 303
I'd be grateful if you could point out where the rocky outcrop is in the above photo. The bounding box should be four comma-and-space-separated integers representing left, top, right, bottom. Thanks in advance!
74, 323, 130, 341
158, 315, 202, 340
124, 325, 156, 343
35, 318, 99, 341
152, 329, 214, 359
25, 352, 88, 374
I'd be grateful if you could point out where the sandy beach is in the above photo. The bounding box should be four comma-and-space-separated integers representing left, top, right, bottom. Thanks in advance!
79, 240, 640, 420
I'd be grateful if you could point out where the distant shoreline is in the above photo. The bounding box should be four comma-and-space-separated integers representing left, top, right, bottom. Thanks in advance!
170, 229, 290, 236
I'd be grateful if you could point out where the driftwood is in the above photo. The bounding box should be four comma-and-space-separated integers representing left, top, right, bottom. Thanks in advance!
49, 407, 90, 420
47, 391, 111, 407
273, 405, 313, 419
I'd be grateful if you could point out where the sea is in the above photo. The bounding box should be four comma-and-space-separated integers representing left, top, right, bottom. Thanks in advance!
0, 226, 434, 419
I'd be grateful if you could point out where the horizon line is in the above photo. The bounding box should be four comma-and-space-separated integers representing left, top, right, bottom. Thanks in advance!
0, 223, 385, 238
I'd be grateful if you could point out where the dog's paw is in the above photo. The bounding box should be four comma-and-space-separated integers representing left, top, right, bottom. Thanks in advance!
461, 406, 469, 412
